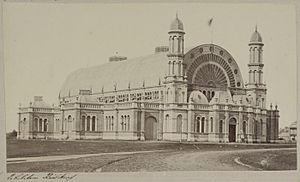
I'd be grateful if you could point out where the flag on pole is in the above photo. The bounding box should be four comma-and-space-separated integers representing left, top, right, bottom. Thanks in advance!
208, 18, 213, 26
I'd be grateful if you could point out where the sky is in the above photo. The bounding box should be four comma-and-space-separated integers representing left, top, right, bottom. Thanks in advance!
3, 2, 297, 131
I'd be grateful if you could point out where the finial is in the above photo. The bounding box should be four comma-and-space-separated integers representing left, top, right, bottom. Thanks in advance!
114, 83, 117, 91
176, 11, 178, 19
275, 104, 278, 110
270, 103, 273, 109
101, 86, 104, 93
255, 24, 258, 32
142, 80, 145, 87
158, 78, 161, 86
128, 81, 131, 89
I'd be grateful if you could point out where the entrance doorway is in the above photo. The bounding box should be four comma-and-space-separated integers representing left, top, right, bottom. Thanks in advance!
229, 118, 237, 142
144, 117, 157, 140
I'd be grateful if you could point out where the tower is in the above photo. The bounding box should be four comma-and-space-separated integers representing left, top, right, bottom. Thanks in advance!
166, 13, 185, 82
246, 26, 267, 108
164, 14, 187, 104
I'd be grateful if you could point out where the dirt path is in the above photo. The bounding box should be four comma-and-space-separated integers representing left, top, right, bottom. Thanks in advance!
100, 148, 296, 172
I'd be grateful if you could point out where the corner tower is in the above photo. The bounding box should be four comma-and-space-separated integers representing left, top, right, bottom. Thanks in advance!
164, 14, 187, 104
166, 13, 185, 82
246, 26, 267, 108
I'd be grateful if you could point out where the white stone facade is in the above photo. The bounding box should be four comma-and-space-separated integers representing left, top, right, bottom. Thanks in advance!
18, 15, 279, 143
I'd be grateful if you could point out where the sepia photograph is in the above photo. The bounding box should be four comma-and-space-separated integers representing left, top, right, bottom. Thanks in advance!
1, 0, 299, 181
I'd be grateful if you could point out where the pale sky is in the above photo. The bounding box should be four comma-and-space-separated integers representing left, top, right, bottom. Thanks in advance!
3, 2, 296, 132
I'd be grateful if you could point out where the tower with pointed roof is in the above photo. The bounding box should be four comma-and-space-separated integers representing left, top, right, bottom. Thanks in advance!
246, 26, 267, 109
164, 13, 187, 104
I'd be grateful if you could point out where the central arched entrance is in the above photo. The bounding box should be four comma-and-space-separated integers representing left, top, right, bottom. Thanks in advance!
229, 118, 237, 142
144, 117, 157, 140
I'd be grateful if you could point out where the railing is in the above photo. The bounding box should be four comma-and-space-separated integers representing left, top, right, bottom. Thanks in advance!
80, 104, 102, 109
144, 103, 160, 109
193, 104, 210, 110
33, 108, 53, 112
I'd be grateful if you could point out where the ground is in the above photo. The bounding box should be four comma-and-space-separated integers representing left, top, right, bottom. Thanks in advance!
6, 139, 297, 172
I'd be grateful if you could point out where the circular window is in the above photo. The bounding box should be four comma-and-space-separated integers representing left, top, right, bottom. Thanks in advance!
219, 50, 223, 56
199, 48, 203, 53
228, 58, 232, 63
190, 53, 194, 59
237, 82, 241, 87
234, 69, 238, 74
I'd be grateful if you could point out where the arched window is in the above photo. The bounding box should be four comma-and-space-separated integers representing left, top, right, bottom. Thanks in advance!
254, 120, 258, 138
210, 117, 213, 132
178, 61, 182, 76
39, 118, 43, 132
243, 121, 247, 134
87, 116, 90, 131
178, 36, 181, 53
92, 116, 96, 131
260, 119, 263, 136
127, 115, 130, 131
108, 116, 111, 131
124, 116, 127, 131
165, 114, 169, 132
172, 61, 175, 74
44, 119, 48, 132
82, 115, 86, 131
196, 116, 201, 133
201, 117, 205, 133
34, 118, 38, 131
219, 120, 223, 133
121, 116, 124, 131
105, 116, 108, 131
111, 116, 114, 131
176, 115, 182, 132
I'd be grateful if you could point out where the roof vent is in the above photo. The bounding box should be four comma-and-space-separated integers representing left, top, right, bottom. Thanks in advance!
34, 96, 43, 102
79, 89, 92, 95
109, 56, 127, 62
155, 46, 169, 53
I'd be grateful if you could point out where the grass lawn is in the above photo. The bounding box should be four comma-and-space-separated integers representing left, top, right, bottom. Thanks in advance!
237, 150, 297, 170
7, 139, 296, 158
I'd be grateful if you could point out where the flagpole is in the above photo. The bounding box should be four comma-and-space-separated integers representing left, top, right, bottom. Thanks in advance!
211, 22, 213, 44
208, 18, 214, 44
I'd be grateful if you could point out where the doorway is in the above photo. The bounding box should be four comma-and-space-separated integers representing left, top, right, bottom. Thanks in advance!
144, 117, 157, 140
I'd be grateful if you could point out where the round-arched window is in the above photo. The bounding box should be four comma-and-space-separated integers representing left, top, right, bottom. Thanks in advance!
199, 48, 203, 53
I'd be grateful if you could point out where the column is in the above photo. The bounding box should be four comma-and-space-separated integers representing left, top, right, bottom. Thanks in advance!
89, 120, 92, 131
85, 118, 87, 131
115, 108, 119, 139
140, 105, 145, 140
187, 104, 193, 141
224, 111, 229, 143
95, 117, 98, 131
37, 120, 40, 132
42, 120, 44, 132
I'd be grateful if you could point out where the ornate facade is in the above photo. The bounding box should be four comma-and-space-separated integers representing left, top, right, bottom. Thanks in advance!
18, 15, 279, 143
